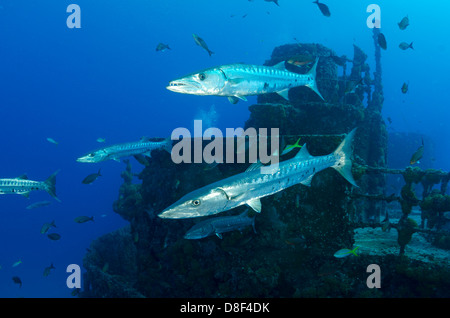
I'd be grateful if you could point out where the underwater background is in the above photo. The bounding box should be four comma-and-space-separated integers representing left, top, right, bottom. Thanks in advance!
0, 0, 449, 298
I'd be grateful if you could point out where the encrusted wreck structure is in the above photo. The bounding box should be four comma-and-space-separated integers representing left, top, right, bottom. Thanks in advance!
81, 33, 450, 298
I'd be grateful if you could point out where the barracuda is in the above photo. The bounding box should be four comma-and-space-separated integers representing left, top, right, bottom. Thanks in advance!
0, 171, 60, 202
77, 137, 172, 163
159, 129, 357, 219
184, 210, 256, 239
166, 58, 324, 103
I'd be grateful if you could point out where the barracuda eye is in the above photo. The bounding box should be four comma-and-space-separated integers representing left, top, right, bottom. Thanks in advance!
89, 153, 95, 157
191, 199, 201, 206
198, 73, 206, 81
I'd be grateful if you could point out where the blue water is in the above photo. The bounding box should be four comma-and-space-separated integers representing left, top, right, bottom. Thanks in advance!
0, 0, 448, 297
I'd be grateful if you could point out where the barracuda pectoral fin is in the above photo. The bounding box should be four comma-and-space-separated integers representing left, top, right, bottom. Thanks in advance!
246, 198, 262, 213
277, 88, 290, 101
228, 96, 239, 104
216, 233, 223, 239
300, 174, 314, 187
21, 192, 30, 199
234, 95, 247, 101
143, 152, 152, 158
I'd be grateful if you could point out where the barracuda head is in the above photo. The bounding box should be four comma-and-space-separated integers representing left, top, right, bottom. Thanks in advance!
166, 67, 226, 96
158, 186, 229, 219
76, 149, 108, 163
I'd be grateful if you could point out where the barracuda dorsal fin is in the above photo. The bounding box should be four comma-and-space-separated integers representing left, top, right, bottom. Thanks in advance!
17, 174, 28, 180
295, 144, 313, 160
246, 198, 261, 213
273, 61, 286, 70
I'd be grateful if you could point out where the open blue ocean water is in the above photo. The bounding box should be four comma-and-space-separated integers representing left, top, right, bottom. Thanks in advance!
0, 0, 448, 298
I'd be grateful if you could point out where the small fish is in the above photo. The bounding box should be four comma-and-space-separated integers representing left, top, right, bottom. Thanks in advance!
74, 216, 94, 223
330, 54, 349, 67
47, 138, 59, 146
43, 263, 55, 277
281, 137, 302, 155
12, 260, 22, 268
398, 16, 409, 30
156, 43, 171, 52
401, 82, 409, 94
71, 288, 81, 296
264, 0, 279, 6
41, 220, 56, 234
399, 42, 414, 50
82, 169, 102, 184
47, 233, 61, 241
26, 200, 52, 210
410, 139, 424, 165
102, 262, 109, 273
313, 0, 330, 17
96, 138, 106, 143
387, 117, 392, 124
381, 213, 391, 232
334, 246, 359, 258
286, 54, 315, 66
12, 276, 22, 288
192, 33, 214, 57
378, 33, 387, 50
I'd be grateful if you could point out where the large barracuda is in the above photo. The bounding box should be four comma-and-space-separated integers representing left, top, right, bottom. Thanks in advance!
166, 58, 324, 103
184, 210, 256, 240
0, 171, 60, 202
159, 129, 357, 219
77, 137, 172, 163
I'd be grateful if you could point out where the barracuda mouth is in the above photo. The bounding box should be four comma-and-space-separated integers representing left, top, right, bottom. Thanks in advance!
166, 80, 201, 93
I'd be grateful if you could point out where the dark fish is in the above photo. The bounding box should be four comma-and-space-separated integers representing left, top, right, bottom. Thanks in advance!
399, 42, 414, 50
82, 169, 102, 184
264, 0, 279, 6
192, 34, 214, 57
41, 220, 56, 234
313, 0, 330, 17
47, 233, 61, 241
410, 139, 424, 165
12, 276, 22, 288
43, 263, 55, 277
401, 82, 409, 94
74, 216, 94, 223
398, 16, 409, 30
156, 43, 171, 52
378, 33, 387, 50
26, 200, 52, 210
330, 54, 349, 66
287, 54, 315, 66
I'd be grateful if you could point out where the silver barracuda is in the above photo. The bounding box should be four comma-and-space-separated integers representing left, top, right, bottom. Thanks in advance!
159, 129, 357, 219
184, 210, 256, 239
77, 137, 172, 163
166, 58, 324, 104
0, 171, 60, 202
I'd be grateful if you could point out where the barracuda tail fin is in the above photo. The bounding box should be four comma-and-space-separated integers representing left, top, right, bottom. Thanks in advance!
305, 58, 325, 101
332, 129, 358, 187
44, 170, 61, 202
162, 137, 173, 153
